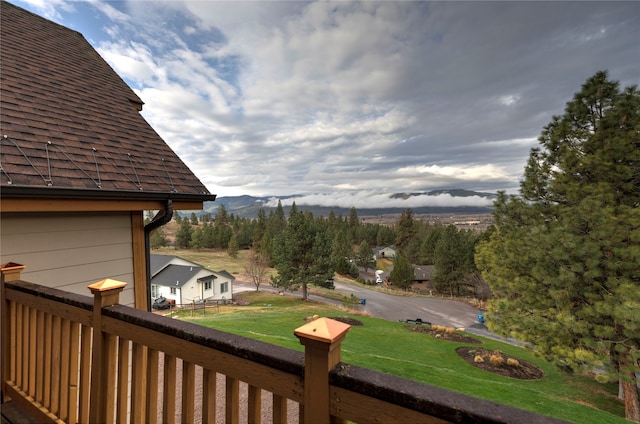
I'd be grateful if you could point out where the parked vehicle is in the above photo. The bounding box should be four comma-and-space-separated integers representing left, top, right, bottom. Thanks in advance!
152, 296, 172, 310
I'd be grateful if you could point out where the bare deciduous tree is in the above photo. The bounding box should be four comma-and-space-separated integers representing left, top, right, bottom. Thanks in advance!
244, 251, 269, 291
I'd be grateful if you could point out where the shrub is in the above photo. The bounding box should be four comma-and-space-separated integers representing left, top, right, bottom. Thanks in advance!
489, 353, 505, 367
506, 358, 520, 367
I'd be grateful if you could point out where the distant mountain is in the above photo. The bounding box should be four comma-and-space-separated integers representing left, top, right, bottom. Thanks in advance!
181, 190, 498, 219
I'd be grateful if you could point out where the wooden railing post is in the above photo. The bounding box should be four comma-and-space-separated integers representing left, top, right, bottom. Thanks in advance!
295, 317, 351, 424
1, 262, 26, 402
88, 278, 127, 424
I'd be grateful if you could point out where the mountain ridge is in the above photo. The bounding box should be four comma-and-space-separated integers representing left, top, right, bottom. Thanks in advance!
187, 190, 498, 219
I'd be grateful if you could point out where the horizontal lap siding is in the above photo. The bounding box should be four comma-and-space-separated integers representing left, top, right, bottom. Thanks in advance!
0, 212, 135, 305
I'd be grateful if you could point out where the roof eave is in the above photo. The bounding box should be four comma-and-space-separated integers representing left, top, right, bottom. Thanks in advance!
0, 185, 216, 203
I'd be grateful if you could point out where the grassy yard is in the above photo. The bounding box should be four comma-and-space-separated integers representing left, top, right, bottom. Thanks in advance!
167, 292, 627, 424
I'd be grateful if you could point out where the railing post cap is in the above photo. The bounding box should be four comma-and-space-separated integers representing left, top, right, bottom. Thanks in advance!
294, 317, 351, 344
88, 278, 127, 293
1, 262, 26, 272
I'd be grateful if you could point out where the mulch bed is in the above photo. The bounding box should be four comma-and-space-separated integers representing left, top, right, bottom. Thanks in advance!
404, 325, 483, 344
330, 317, 364, 326
456, 347, 544, 380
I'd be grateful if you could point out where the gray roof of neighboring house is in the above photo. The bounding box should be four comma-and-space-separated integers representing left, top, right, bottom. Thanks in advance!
150, 254, 234, 283
215, 270, 236, 281
152, 264, 206, 289
150, 254, 178, 277
413, 265, 434, 281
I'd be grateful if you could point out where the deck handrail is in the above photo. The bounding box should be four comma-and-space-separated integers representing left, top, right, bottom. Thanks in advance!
1, 266, 567, 424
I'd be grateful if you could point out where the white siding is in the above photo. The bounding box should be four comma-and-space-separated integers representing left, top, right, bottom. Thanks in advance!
0, 212, 135, 306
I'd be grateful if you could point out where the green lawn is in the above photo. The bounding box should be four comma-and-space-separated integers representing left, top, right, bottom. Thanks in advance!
171, 292, 627, 424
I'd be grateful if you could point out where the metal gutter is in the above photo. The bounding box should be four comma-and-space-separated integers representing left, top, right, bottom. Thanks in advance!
144, 200, 174, 311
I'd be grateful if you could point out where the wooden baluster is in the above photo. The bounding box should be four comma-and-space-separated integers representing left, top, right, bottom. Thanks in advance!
202, 368, 216, 424
43, 311, 52, 409
247, 384, 261, 424
225, 376, 240, 424
59, 318, 71, 420
68, 321, 80, 424
35, 309, 45, 405
146, 348, 160, 424
78, 325, 92, 424
50, 314, 61, 415
272, 394, 287, 424
181, 360, 196, 424
116, 337, 130, 424
130, 341, 147, 424
163, 354, 177, 424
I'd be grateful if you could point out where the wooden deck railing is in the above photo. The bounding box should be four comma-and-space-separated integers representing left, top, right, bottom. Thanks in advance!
1, 263, 566, 424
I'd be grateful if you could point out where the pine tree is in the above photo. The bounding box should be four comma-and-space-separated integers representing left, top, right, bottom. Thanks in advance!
355, 241, 375, 273
149, 227, 167, 249
476, 71, 640, 421
227, 234, 239, 258
175, 219, 193, 249
271, 204, 335, 300
390, 255, 414, 291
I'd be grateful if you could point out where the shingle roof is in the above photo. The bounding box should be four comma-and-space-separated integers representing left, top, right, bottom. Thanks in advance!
152, 264, 206, 289
0, 1, 214, 201
149, 254, 178, 277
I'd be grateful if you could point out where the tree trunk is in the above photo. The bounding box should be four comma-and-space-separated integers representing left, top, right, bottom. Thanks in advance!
302, 283, 308, 300
622, 375, 640, 423
620, 353, 640, 423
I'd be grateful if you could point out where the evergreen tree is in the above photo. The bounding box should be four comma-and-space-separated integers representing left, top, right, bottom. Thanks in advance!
355, 241, 375, 273
390, 255, 414, 291
271, 204, 334, 300
227, 233, 239, 258
149, 227, 167, 249
190, 212, 198, 225
190, 227, 205, 250
175, 219, 193, 249
475, 71, 640, 421
433, 226, 476, 296
331, 229, 352, 260
376, 225, 396, 247
395, 208, 416, 253
215, 204, 229, 225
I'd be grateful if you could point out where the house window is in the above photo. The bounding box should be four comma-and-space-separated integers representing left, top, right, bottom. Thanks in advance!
170, 287, 177, 295
151, 284, 158, 298
221, 282, 229, 293
205, 281, 212, 291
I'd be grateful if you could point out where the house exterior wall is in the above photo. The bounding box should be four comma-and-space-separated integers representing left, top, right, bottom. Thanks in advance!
379, 247, 396, 258
211, 272, 233, 301
0, 212, 135, 306
154, 269, 233, 304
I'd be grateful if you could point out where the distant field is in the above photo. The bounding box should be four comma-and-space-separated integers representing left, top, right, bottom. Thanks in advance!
153, 247, 255, 276
168, 292, 626, 424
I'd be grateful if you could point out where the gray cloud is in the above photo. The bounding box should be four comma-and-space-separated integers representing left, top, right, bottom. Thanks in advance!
17, 0, 640, 207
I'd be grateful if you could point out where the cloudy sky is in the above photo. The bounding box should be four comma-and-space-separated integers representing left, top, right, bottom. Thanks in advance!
15, 1, 639, 208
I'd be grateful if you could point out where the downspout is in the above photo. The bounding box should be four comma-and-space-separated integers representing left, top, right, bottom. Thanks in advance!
144, 200, 173, 311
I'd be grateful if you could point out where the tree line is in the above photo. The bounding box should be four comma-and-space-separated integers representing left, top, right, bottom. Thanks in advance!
148, 197, 488, 297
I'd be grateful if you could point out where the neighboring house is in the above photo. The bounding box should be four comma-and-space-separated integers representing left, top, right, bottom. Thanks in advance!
374, 245, 396, 260
413, 265, 434, 285
0, 2, 215, 310
150, 254, 234, 304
